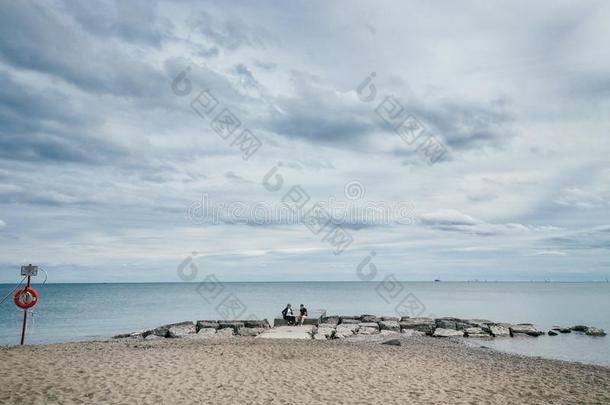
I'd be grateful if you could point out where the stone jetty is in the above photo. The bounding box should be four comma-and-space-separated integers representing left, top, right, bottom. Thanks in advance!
113, 315, 607, 341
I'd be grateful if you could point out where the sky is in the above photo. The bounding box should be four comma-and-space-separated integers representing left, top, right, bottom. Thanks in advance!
0, 0, 609, 282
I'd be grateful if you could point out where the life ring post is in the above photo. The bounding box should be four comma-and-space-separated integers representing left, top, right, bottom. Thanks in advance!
19, 274, 30, 346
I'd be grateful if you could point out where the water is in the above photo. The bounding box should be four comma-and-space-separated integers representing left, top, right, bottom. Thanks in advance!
1, 282, 608, 366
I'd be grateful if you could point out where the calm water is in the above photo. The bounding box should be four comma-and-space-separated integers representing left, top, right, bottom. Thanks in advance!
1, 282, 608, 366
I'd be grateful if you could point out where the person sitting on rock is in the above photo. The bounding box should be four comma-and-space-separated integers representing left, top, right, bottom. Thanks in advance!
282, 303, 296, 325
297, 304, 308, 326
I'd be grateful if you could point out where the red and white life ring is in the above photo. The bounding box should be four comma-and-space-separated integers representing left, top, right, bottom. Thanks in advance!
14, 287, 39, 309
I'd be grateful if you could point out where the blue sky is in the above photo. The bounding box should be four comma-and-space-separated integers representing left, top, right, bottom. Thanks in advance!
0, 0, 609, 282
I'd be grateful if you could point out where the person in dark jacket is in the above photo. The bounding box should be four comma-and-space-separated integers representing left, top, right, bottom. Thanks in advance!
282, 303, 296, 325
297, 304, 308, 326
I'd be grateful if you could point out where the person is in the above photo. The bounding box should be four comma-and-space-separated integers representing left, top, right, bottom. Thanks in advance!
297, 304, 308, 326
282, 303, 296, 325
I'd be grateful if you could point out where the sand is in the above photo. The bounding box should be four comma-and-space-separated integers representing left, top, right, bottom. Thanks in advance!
1, 336, 609, 405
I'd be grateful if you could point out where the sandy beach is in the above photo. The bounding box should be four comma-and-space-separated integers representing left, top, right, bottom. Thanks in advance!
1, 336, 609, 405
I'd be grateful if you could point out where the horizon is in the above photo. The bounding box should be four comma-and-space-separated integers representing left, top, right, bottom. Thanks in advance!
1, 1, 609, 283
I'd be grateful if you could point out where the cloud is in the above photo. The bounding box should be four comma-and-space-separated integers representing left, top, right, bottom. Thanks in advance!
0, 219, 5, 229
419, 209, 480, 227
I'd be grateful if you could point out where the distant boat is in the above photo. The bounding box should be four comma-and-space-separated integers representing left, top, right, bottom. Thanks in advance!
434, 278, 441, 282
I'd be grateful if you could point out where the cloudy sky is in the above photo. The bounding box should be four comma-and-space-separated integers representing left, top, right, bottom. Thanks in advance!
0, 0, 609, 282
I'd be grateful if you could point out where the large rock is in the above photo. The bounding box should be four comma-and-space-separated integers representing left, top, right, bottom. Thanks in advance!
489, 325, 511, 337
321, 316, 340, 326
358, 327, 379, 335
381, 316, 400, 322
335, 324, 359, 338
464, 327, 489, 338
196, 328, 217, 337
571, 325, 588, 332
196, 320, 219, 331
399, 318, 435, 335
379, 320, 400, 332
244, 319, 271, 329
510, 324, 544, 337
256, 325, 315, 340
153, 321, 195, 338
358, 322, 380, 331
218, 321, 244, 333
433, 328, 464, 337
559, 328, 571, 334
315, 327, 335, 339
215, 328, 235, 337
548, 330, 558, 336
360, 314, 378, 323
317, 323, 337, 329
467, 319, 493, 328
144, 334, 164, 341
168, 323, 196, 338
435, 319, 457, 330
381, 339, 401, 346
238, 327, 264, 337
380, 330, 400, 336
339, 319, 360, 325
585, 327, 606, 336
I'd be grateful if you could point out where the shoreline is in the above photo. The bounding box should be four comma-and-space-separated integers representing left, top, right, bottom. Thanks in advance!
2, 336, 609, 404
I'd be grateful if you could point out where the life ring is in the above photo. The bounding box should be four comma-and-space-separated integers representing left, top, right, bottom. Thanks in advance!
14, 287, 39, 309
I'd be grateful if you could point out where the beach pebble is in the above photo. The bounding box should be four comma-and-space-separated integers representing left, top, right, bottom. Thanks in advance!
585, 327, 606, 336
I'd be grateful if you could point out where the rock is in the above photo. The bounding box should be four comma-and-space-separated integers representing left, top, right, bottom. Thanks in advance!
144, 334, 164, 341
465, 327, 484, 334
321, 316, 340, 325
571, 325, 588, 332
399, 318, 435, 335
381, 339, 401, 346
510, 324, 544, 337
218, 321, 244, 333
401, 329, 425, 337
559, 328, 571, 334
400, 316, 410, 322
357, 327, 379, 335
360, 314, 378, 323
435, 319, 457, 330
316, 327, 335, 339
340, 319, 360, 325
339, 315, 357, 321
196, 328, 217, 337
381, 316, 400, 322
548, 330, 558, 336
196, 320, 219, 331
168, 323, 196, 338
379, 320, 400, 332
433, 328, 464, 338
551, 326, 562, 331
585, 327, 606, 336
380, 330, 400, 336
238, 327, 264, 336
215, 328, 235, 337
244, 319, 271, 329
317, 323, 337, 329
113, 331, 145, 339
153, 321, 195, 338
467, 319, 493, 328
489, 325, 511, 337
335, 324, 359, 338
358, 322, 380, 330
313, 333, 328, 340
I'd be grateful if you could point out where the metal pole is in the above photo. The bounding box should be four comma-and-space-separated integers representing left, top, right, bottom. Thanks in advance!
19, 275, 31, 346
